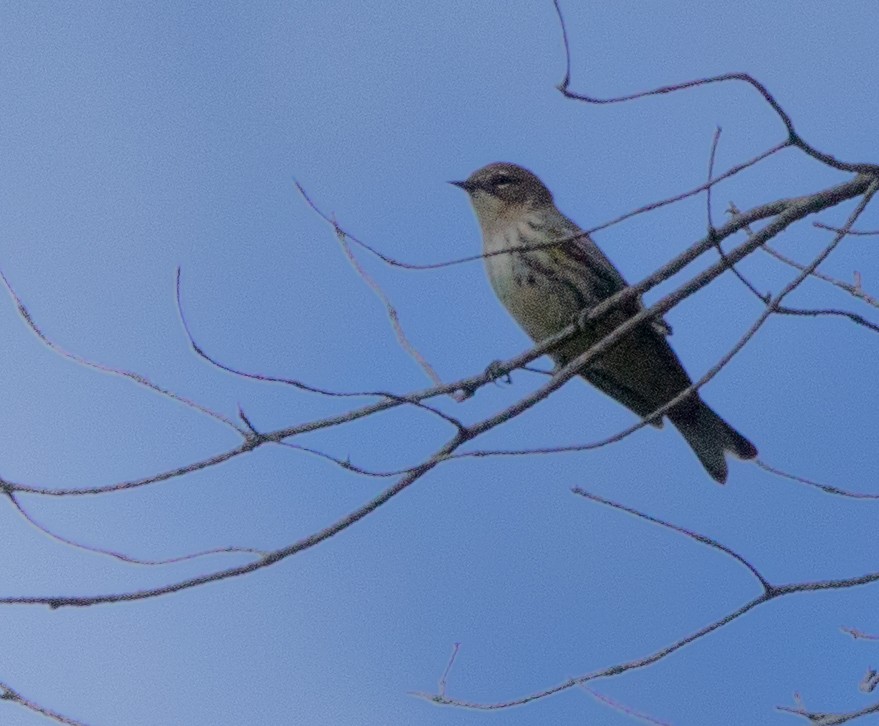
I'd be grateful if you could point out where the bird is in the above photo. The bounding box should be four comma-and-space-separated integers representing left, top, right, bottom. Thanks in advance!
451, 162, 757, 483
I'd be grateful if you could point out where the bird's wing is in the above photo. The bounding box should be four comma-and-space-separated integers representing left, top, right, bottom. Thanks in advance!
559, 221, 673, 335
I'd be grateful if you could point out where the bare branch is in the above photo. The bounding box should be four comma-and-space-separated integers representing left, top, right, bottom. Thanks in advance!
0, 442, 255, 497
761, 244, 879, 310
2, 176, 871, 502
777, 699, 879, 725
1, 270, 246, 436
756, 460, 879, 500
332, 224, 443, 387
415, 173, 879, 708
579, 684, 672, 726
418, 578, 770, 709
773, 304, 879, 335
275, 441, 416, 478
175, 267, 384, 397
551, 0, 879, 175
0, 681, 87, 726
0, 433, 466, 607
418, 501, 879, 710
437, 643, 460, 697
457, 179, 879, 459
179, 266, 467, 426
296, 141, 789, 273
841, 627, 879, 641
706, 127, 770, 303
6, 491, 266, 565
815, 222, 879, 237
571, 488, 771, 591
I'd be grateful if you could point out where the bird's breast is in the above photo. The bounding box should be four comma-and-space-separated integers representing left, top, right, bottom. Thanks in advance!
483, 223, 594, 346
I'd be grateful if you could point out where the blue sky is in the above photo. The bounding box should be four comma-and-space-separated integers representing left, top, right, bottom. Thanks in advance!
1, 3, 878, 724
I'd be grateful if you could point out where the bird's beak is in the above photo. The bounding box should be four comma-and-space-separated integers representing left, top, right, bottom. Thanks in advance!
449, 180, 474, 192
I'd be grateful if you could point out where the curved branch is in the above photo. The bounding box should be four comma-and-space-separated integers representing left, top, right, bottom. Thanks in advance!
777, 700, 879, 725
296, 141, 789, 273
175, 267, 381, 397
7, 178, 873, 605
457, 179, 879, 458
1, 270, 246, 436
756, 460, 879, 500
572, 488, 771, 591
6, 491, 266, 565
761, 244, 879, 310
416, 489, 879, 710
705, 127, 771, 303
814, 222, 879, 237
3, 176, 872, 499
332, 225, 443, 387
0, 433, 466, 608
774, 304, 879, 335
551, 0, 879, 175
0, 681, 87, 726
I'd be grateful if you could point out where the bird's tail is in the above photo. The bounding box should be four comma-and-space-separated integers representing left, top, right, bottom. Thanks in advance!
669, 397, 757, 484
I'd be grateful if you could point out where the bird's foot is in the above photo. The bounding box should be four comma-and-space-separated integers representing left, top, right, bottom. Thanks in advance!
484, 360, 512, 385
574, 308, 593, 332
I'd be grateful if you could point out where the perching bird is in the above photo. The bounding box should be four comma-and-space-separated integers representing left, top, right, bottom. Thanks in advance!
451, 162, 757, 483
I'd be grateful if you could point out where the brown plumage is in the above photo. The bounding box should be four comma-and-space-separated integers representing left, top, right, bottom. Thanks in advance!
452, 162, 757, 483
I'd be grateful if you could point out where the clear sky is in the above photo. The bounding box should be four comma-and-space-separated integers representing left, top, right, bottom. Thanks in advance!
1, 3, 878, 725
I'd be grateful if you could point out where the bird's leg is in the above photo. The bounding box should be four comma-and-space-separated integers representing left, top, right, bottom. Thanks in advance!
483, 359, 513, 385
574, 307, 595, 332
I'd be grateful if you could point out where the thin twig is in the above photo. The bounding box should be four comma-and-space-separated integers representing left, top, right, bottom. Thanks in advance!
175, 267, 387, 397
551, 0, 879, 175
777, 699, 879, 725
275, 441, 416, 478
0, 432, 469, 607
295, 141, 789, 273
0, 681, 88, 726
0, 270, 246, 436
773, 304, 879, 334
572, 488, 771, 590
814, 222, 879, 237
416, 483, 879, 710
1, 176, 871, 497
579, 684, 673, 726
761, 244, 879, 310
755, 460, 879, 499
841, 627, 879, 641
437, 643, 461, 697
458, 181, 879, 459
332, 225, 444, 388
706, 127, 770, 303
178, 271, 467, 433
5, 491, 266, 565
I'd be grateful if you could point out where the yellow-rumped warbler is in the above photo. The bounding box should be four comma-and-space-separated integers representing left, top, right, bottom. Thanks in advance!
452, 162, 757, 483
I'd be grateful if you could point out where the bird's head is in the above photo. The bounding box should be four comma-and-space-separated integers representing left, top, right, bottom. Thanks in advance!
451, 163, 554, 227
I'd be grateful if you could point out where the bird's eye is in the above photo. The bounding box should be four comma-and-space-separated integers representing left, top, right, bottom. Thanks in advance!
491, 174, 515, 188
